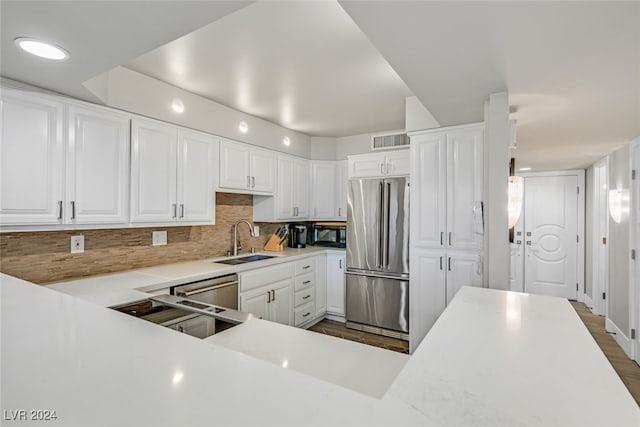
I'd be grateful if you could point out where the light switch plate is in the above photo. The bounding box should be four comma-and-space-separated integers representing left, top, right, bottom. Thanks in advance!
70, 235, 84, 254
152, 231, 167, 246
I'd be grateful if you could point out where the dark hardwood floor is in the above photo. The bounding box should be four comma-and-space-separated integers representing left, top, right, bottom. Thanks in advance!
310, 304, 640, 406
570, 301, 640, 405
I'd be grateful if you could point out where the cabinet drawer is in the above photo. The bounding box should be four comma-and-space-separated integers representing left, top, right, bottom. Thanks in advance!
294, 272, 314, 292
294, 258, 315, 275
294, 301, 316, 326
239, 262, 294, 293
294, 288, 315, 307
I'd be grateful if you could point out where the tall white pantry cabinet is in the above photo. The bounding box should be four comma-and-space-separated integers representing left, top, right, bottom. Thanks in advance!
409, 123, 484, 352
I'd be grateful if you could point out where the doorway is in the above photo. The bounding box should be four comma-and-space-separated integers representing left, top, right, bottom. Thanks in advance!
510, 170, 585, 300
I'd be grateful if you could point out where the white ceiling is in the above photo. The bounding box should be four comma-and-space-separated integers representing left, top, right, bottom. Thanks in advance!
124, 1, 412, 137
1, 1, 639, 170
340, 1, 640, 170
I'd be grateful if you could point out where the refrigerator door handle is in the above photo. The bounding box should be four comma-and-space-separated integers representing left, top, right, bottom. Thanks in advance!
383, 181, 391, 269
377, 181, 384, 269
346, 270, 409, 280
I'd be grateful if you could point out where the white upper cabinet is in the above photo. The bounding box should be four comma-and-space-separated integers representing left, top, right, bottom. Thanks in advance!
310, 162, 335, 219
347, 150, 410, 179
410, 125, 483, 250
219, 140, 275, 194
131, 119, 216, 224
254, 154, 309, 221
1, 91, 65, 225
335, 160, 348, 220
177, 130, 216, 222
67, 105, 130, 225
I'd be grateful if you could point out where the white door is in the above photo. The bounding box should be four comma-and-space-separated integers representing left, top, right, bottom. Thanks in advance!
410, 131, 446, 248
311, 162, 335, 219
269, 281, 292, 326
249, 148, 275, 193
348, 153, 385, 178
219, 140, 250, 191
593, 159, 609, 315
524, 175, 579, 299
131, 120, 178, 223
293, 159, 310, 218
326, 253, 345, 316
630, 140, 640, 364
276, 155, 294, 219
67, 105, 130, 225
409, 248, 446, 353
446, 129, 483, 250
385, 150, 410, 176
177, 130, 215, 223
335, 161, 348, 219
0, 92, 64, 225
446, 251, 483, 304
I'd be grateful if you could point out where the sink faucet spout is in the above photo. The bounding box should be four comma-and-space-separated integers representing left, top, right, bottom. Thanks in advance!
232, 220, 256, 256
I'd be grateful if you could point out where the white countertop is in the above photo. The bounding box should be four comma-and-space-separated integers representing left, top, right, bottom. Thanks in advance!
3, 273, 639, 426
47, 247, 338, 307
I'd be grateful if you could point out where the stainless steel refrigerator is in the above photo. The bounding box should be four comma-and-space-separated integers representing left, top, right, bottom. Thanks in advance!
346, 177, 409, 339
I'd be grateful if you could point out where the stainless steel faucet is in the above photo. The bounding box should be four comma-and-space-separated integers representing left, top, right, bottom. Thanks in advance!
232, 220, 256, 256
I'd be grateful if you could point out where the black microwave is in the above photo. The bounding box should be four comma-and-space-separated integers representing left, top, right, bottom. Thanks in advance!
312, 223, 346, 248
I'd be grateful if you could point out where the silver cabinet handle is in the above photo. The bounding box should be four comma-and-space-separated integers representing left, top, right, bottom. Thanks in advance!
172, 204, 177, 218
440, 232, 443, 246
267, 290, 271, 303
339, 259, 342, 269
302, 280, 311, 284
448, 232, 452, 246
302, 312, 311, 318
58, 200, 63, 220
338, 207, 342, 217
70, 201, 76, 220
303, 295, 311, 300
448, 257, 452, 271
180, 204, 185, 218
246, 176, 251, 188
302, 265, 311, 269
251, 176, 255, 188
271, 289, 275, 302
439, 256, 443, 270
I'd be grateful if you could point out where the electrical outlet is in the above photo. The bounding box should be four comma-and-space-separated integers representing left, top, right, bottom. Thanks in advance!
70, 235, 84, 254
152, 230, 167, 246
253, 225, 260, 237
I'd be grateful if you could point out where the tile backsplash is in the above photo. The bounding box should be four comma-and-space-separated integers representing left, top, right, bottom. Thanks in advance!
0, 193, 282, 284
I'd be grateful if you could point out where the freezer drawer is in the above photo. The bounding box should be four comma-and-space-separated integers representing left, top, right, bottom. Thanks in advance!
345, 273, 409, 334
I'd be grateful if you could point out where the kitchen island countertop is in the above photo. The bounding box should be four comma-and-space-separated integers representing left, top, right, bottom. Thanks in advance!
3, 273, 639, 426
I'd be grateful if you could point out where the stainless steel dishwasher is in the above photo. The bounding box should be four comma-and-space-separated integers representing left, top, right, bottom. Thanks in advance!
170, 273, 238, 310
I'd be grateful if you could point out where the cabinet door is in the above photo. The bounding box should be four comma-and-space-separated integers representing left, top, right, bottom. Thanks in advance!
240, 290, 268, 320
310, 162, 335, 219
315, 255, 327, 316
177, 130, 216, 223
219, 140, 250, 190
409, 248, 446, 353
269, 281, 293, 326
335, 161, 348, 219
131, 119, 178, 222
249, 148, 275, 193
293, 159, 310, 218
445, 251, 483, 305
67, 105, 130, 224
446, 128, 483, 250
348, 153, 384, 178
0, 92, 64, 225
326, 253, 346, 316
385, 150, 410, 176
410, 131, 446, 248
275, 155, 295, 219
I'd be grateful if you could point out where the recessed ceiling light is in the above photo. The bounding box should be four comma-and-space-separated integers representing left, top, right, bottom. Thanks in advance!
171, 98, 185, 113
14, 37, 70, 60
238, 121, 248, 133
518, 167, 532, 172
283, 137, 291, 146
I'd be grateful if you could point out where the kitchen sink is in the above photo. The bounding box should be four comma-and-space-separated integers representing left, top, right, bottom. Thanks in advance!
214, 254, 277, 265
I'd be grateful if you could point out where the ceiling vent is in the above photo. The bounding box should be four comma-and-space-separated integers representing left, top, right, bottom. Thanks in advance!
371, 132, 409, 151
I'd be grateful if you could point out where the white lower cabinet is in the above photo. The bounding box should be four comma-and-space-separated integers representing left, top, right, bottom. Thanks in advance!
240, 280, 292, 326
166, 315, 214, 339
326, 252, 346, 317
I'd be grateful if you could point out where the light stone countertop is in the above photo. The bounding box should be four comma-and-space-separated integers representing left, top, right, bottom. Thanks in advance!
47, 246, 340, 307
3, 273, 639, 426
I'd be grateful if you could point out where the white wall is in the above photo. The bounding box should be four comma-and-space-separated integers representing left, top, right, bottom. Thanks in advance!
405, 96, 439, 132
310, 137, 337, 160
96, 67, 313, 158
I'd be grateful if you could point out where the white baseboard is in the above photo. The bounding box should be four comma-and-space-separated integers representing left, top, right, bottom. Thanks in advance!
605, 318, 633, 358
325, 313, 345, 323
